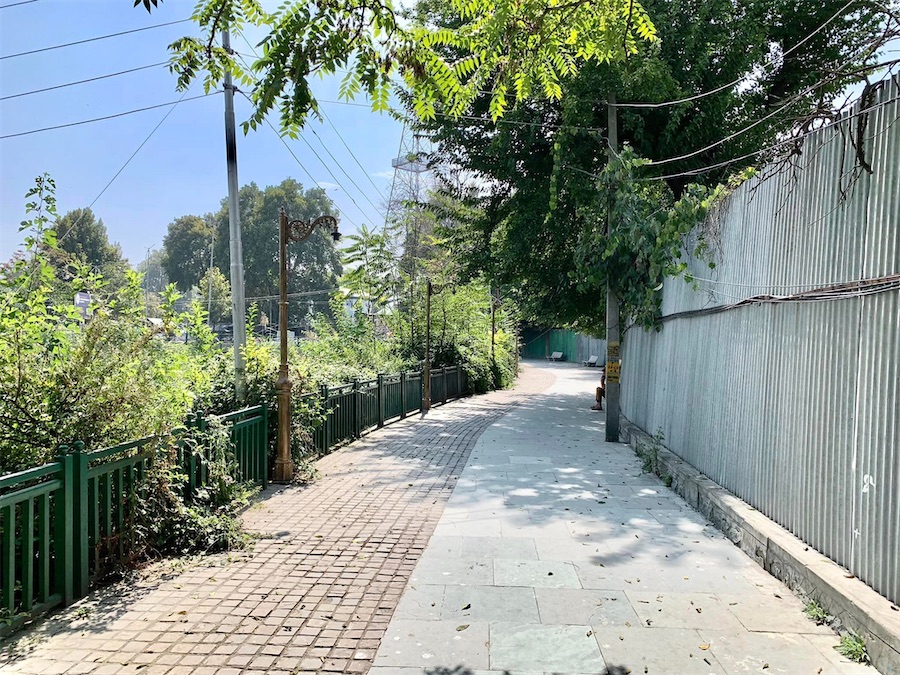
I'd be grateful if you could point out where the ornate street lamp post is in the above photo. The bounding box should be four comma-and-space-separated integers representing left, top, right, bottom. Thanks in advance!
274, 208, 340, 483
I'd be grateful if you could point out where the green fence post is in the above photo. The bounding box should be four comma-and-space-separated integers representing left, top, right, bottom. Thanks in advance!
260, 404, 269, 489
55, 447, 75, 606
377, 374, 385, 428
352, 380, 361, 438
456, 365, 463, 398
321, 384, 330, 453
400, 372, 407, 419
70, 441, 90, 598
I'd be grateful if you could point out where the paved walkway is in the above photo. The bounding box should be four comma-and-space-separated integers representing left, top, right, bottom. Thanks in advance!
0, 367, 555, 675
370, 363, 870, 675
0, 363, 871, 675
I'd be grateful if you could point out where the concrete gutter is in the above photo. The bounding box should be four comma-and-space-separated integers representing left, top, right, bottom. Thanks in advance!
620, 416, 900, 675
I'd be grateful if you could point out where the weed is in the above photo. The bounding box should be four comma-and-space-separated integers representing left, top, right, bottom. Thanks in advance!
835, 632, 869, 663
803, 600, 829, 625
662, 474, 673, 488
72, 606, 92, 620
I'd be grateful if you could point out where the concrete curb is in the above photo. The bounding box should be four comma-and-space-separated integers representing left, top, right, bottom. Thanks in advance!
620, 416, 900, 675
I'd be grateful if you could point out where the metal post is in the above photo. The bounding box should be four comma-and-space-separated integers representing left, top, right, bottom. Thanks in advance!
605, 92, 621, 442
491, 287, 496, 387
400, 371, 407, 418
223, 28, 247, 401
377, 374, 385, 428
274, 209, 293, 482
423, 279, 432, 411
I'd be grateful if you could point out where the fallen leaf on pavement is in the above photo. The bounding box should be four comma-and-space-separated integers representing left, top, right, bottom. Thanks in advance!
456, 624, 469, 631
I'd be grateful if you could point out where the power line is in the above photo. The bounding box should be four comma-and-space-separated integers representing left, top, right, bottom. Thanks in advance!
1, 86, 195, 316
563, 92, 900, 183
306, 123, 386, 216
254, 106, 360, 229
295, 131, 370, 224
320, 109, 389, 196
0, 62, 167, 101
56, 87, 200, 247
0, 92, 220, 140
649, 56, 900, 167
234, 38, 385, 221
0, 0, 38, 8
0, 18, 190, 61
611, 0, 856, 109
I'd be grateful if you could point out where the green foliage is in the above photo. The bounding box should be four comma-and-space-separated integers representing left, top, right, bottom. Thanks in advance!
134, 423, 253, 559
803, 599, 830, 625
410, 0, 895, 333
51, 208, 130, 296
138, 0, 656, 133
340, 224, 398, 318
162, 215, 215, 292
570, 146, 723, 329
210, 179, 342, 327
197, 267, 232, 323
0, 177, 218, 474
835, 632, 870, 664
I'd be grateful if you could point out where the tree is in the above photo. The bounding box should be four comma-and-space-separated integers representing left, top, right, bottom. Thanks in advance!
52, 208, 130, 294
197, 267, 232, 323
415, 0, 898, 330
137, 248, 169, 293
135, 0, 657, 132
161, 215, 215, 292
210, 179, 343, 327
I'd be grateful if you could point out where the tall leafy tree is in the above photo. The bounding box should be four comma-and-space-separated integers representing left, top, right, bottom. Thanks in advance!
52, 208, 130, 294
197, 267, 232, 323
136, 0, 658, 132
137, 248, 169, 293
417, 0, 898, 329
211, 179, 343, 326
162, 215, 215, 292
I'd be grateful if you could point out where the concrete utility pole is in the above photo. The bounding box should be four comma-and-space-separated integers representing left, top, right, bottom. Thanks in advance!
222, 28, 247, 401
605, 92, 621, 442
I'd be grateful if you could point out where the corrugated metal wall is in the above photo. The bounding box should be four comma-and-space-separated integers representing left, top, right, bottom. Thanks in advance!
621, 76, 900, 604
521, 328, 607, 363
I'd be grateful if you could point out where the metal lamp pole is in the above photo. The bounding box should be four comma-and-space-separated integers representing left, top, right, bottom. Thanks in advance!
274, 208, 340, 483
422, 279, 449, 412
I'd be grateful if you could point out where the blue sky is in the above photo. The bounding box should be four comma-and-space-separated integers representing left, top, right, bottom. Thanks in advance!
0, 0, 402, 265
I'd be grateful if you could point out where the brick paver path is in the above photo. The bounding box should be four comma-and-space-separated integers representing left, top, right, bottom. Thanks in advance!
0, 366, 555, 675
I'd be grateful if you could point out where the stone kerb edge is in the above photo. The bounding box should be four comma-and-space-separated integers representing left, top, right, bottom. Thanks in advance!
619, 416, 900, 675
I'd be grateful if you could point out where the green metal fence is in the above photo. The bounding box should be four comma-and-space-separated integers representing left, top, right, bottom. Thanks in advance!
0, 404, 268, 634
310, 366, 467, 454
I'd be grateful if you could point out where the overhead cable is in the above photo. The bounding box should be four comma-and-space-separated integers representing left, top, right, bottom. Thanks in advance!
0, 62, 167, 101
610, 0, 856, 109
0, 0, 38, 8
255, 107, 359, 230
0, 92, 220, 140
662, 274, 900, 322
0, 18, 190, 60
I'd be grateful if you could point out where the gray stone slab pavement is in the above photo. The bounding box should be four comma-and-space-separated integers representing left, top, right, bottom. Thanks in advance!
371, 362, 872, 675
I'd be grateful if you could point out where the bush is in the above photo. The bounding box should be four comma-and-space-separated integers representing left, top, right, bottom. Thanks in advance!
133, 421, 254, 560
0, 178, 217, 473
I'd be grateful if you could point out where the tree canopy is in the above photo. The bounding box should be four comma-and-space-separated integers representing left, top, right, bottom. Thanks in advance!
135, 0, 657, 131
162, 215, 215, 292
51, 208, 130, 295
416, 0, 899, 330
210, 178, 343, 327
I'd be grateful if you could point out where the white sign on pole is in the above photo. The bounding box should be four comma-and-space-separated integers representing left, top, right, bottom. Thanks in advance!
74, 291, 92, 319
